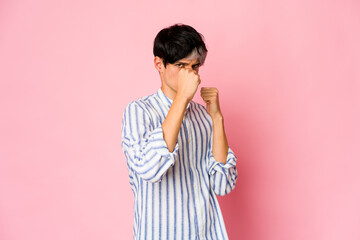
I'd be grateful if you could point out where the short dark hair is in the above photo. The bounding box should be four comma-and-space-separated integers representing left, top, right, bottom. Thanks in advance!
153, 24, 208, 67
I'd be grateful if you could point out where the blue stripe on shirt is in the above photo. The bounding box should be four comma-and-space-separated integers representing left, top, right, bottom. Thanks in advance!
121, 88, 238, 240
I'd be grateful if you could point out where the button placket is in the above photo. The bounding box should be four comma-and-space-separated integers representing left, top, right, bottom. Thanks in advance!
187, 111, 206, 238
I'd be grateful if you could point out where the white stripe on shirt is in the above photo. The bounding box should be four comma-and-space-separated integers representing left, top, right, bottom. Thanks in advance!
121, 88, 238, 240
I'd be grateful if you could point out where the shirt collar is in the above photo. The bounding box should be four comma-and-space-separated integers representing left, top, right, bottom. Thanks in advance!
156, 88, 191, 111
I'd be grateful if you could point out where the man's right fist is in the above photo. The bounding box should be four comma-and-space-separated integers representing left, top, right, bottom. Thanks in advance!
176, 68, 201, 102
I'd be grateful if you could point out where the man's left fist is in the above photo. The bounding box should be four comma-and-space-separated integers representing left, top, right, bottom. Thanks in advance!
200, 87, 223, 119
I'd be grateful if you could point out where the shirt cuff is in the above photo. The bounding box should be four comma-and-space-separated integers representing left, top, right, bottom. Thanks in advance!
208, 147, 237, 176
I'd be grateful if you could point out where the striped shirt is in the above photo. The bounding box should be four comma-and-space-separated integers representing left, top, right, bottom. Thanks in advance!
121, 88, 238, 240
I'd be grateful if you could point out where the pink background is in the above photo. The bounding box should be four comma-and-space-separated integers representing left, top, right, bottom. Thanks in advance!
1, 0, 359, 239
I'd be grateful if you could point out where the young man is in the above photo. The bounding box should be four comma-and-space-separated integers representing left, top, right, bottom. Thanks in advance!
121, 24, 238, 240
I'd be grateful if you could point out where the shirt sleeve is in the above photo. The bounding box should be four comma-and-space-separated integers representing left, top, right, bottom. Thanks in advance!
207, 147, 238, 196
121, 101, 179, 183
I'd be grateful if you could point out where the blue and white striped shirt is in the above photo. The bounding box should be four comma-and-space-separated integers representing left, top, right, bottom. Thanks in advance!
121, 88, 238, 240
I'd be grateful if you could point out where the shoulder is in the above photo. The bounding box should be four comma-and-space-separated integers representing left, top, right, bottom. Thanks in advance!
122, 94, 158, 129
124, 92, 158, 113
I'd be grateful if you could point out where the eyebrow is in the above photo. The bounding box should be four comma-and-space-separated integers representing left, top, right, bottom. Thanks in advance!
176, 61, 200, 66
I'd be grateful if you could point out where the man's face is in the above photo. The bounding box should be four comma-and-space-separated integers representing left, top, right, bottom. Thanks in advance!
159, 56, 201, 99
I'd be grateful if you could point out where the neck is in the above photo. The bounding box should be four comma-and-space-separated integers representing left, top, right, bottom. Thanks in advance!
160, 85, 176, 100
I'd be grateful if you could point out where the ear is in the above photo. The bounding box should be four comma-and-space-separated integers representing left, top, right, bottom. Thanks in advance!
154, 56, 164, 72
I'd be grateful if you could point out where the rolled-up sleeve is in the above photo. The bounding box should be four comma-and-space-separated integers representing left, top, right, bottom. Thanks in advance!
208, 147, 238, 196
121, 101, 179, 183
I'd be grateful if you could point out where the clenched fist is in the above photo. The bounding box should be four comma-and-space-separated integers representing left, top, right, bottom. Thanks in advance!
176, 68, 201, 102
200, 87, 222, 119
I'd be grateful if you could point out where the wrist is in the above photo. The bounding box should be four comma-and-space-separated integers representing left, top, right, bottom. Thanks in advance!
173, 94, 190, 112
174, 93, 191, 105
211, 112, 224, 122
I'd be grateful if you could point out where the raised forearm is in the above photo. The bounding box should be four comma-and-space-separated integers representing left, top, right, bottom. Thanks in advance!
211, 114, 229, 164
161, 68, 200, 153
161, 96, 189, 152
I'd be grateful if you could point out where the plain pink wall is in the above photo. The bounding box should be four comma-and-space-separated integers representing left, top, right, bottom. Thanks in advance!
1, 0, 359, 239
